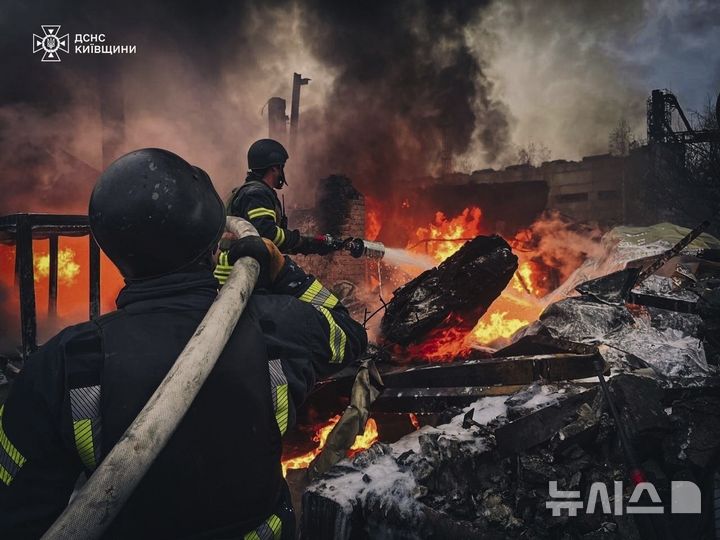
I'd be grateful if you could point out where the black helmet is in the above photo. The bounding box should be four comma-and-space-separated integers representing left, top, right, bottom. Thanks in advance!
89, 148, 225, 280
247, 138, 289, 171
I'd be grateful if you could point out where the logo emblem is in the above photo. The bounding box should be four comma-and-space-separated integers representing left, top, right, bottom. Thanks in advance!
33, 25, 69, 62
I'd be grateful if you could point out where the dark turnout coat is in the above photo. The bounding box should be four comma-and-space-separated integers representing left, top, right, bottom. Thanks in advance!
0, 258, 366, 539
226, 179, 302, 253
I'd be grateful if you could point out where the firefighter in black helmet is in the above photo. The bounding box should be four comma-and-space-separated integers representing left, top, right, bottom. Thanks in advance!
0, 148, 367, 539
226, 138, 328, 255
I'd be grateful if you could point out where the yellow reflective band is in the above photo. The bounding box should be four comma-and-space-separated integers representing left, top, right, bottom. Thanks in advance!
299, 279, 339, 309
273, 227, 285, 248
317, 306, 347, 363
275, 384, 289, 435
0, 404, 27, 484
214, 251, 232, 285
0, 463, 12, 486
247, 207, 277, 221
73, 419, 96, 470
299, 279, 322, 303
244, 514, 282, 540
268, 514, 282, 539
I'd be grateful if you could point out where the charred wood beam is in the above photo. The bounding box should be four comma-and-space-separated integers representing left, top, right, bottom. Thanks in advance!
372, 385, 528, 413
306, 354, 602, 416
16, 214, 37, 360
380, 354, 601, 389
494, 334, 598, 358
628, 291, 698, 314
495, 389, 598, 455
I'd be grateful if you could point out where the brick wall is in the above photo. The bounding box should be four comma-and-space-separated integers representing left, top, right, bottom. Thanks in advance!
290, 177, 369, 310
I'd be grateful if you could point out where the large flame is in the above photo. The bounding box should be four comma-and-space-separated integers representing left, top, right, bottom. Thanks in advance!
281, 415, 379, 476
402, 207, 547, 358
0, 237, 124, 343
410, 207, 484, 261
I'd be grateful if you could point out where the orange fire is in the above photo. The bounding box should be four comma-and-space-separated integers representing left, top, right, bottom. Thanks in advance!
472, 312, 531, 343
34, 248, 81, 285
0, 237, 124, 344
409, 207, 484, 262
409, 413, 420, 430
401, 319, 474, 362
281, 415, 379, 476
512, 261, 536, 295
402, 207, 546, 355
365, 196, 382, 241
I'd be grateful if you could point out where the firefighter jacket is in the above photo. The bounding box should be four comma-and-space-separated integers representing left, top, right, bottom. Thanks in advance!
227, 178, 301, 253
0, 260, 367, 539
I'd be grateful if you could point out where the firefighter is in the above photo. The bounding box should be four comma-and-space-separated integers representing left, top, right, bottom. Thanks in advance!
226, 138, 329, 255
0, 148, 367, 539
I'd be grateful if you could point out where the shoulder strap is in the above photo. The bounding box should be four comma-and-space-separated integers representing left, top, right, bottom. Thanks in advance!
64, 314, 120, 472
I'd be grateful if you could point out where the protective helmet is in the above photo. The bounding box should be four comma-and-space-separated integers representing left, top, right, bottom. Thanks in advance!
247, 138, 289, 171
89, 148, 225, 280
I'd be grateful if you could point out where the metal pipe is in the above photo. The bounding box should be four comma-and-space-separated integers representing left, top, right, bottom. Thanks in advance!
16, 214, 37, 360
289, 73, 309, 153
41, 217, 260, 539
49, 235, 58, 318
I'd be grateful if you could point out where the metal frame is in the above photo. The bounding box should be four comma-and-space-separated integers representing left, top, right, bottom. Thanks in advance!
0, 213, 101, 360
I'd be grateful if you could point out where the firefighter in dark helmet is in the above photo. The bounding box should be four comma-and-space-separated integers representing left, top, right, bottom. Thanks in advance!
226, 138, 330, 256
0, 148, 367, 539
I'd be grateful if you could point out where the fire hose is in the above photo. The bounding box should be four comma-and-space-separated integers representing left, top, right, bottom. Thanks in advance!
41, 217, 260, 540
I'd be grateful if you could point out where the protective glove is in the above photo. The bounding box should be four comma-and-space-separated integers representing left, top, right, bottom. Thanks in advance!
222, 236, 285, 289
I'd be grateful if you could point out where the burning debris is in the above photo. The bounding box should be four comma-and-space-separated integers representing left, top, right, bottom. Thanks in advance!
299, 220, 720, 538
381, 235, 518, 359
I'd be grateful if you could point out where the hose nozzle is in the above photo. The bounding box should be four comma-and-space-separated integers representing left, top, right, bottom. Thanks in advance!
346, 238, 385, 259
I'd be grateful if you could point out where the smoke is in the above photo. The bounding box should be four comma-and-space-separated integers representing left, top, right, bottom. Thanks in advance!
3, 0, 716, 213
515, 212, 606, 285
2, 0, 717, 352
0, 0, 333, 213
298, 0, 510, 197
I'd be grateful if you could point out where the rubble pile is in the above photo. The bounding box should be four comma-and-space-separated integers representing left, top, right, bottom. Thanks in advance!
303, 377, 720, 539
302, 223, 720, 539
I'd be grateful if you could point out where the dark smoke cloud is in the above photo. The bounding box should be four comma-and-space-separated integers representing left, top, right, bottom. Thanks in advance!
0, 0, 293, 214
298, 0, 509, 197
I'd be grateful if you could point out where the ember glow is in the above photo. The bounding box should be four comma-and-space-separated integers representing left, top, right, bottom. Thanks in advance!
401, 323, 474, 362
281, 415, 379, 476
